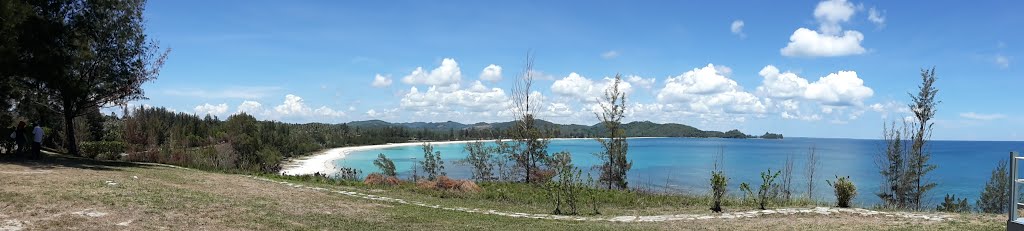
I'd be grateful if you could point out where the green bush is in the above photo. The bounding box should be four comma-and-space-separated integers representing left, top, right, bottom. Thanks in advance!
826, 175, 857, 208
80, 141, 127, 159
936, 194, 971, 213
710, 170, 727, 212
374, 153, 397, 177
740, 169, 781, 210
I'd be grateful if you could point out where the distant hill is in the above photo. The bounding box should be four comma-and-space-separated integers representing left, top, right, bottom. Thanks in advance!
346, 120, 782, 139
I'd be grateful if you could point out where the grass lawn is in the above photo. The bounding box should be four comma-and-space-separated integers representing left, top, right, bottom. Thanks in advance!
0, 154, 1006, 230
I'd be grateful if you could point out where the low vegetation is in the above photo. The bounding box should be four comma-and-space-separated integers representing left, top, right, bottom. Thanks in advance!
826, 176, 857, 208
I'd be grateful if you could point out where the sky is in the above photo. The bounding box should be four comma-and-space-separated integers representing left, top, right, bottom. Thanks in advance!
134, 0, 1023, 141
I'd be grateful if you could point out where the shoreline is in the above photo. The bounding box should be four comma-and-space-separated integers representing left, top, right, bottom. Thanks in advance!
278, 137, 668, 176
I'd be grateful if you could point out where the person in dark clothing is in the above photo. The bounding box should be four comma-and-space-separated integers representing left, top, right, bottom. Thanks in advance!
11, 121, 27, 156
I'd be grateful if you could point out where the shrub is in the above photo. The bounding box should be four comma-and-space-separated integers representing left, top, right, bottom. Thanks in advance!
416, 176, 481, 193
710, 170, 727, 212
977, 159, 1009, 213
80, 141, 127, 159
740, 169, 781, 210
364, 173, 401, 186
936, 194, 971, 213
95, 152, 121, 161
827, 175, 857, 208
464, 141, 494, 181
373, 153, 397, 177
419, 143, 445, 181
336, 167, 362, 181
547, 151, 588, 215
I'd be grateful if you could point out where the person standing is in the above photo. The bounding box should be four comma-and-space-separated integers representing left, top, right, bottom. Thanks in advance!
11, 121, 28, 156
32, 122, 43, 158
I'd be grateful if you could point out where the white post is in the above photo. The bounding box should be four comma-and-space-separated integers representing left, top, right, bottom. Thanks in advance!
1012, 151, 1019, 223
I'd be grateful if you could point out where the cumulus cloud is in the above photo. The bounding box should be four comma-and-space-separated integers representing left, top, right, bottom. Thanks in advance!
237, 100, 264, 114
399, 82, 509, 113
960, 112, 1006, 121
401, 58, 462, 87
731, 20, 745, 37
781, 28, 866, 57
371, 74, 393, 87
625, 75, 656, 89
314, 106, 346, 117
656, 64, 766, 115
781, 0, 867, 57
274, 94, 312, 116
803, 70, 874, 106
657, 64, 740, 101
601, 50, 619, 59
756, 65, 810, 99
814, 0, 856, 35
194, 103, 229, 117
551, 73, 633, 102
480, 64, 502, 82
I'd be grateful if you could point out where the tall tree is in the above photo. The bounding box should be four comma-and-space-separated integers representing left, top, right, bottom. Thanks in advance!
594, 74, 630, 190
509, 53, 550, 183
16, 0, 168, 155
907, 67, 939, 210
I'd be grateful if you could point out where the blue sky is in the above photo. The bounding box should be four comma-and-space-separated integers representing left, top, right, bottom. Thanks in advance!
135, 0, 1022, 140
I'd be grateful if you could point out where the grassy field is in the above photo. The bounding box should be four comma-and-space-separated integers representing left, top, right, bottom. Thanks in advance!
0, 154, 1006, 230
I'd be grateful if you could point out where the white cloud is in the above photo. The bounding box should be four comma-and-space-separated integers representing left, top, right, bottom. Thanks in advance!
194, 103, 229, 117
803, 70, 874, 106
814, 0, 856, 35
756, 65, 810, 99
401, 58, 462, 87
625, 75, 656, 89
274, 94, 312, 116
601, 50, 619, 59
480, 64, 503, 82
960, 112, 1006, 121
656, 64, 766, 115
868, 7, 886, 27
551, 73, 633, 102
399, 82, 510, 113
730, 20, 745, 37
996, 55, 1010, 68
657, 64, 740, 101
371, 74, 393, 88
781, 0, 867, 57
780, 28, 866, 57
551, 73, 595, 98
237, 100, 264, 114
314, 106, 346, 117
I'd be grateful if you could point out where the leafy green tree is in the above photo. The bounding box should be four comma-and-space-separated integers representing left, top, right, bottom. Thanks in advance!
419, 143, 444, 181
977, 159, 1009, 213
878, 67, 940, 210
11, 0, 169, 156
463, 141, 493, 181
594, 74, 631, 190
374, 153, 397, 177
907, 67, 940, 210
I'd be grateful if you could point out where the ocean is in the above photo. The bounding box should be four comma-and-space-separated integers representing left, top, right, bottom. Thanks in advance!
334, 137, 1024, 206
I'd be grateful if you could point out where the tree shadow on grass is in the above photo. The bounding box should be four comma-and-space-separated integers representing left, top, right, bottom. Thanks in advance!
0, 151, 159, 172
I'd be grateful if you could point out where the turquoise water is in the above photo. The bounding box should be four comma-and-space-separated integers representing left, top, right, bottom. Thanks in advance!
335, 137, 1024, 206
